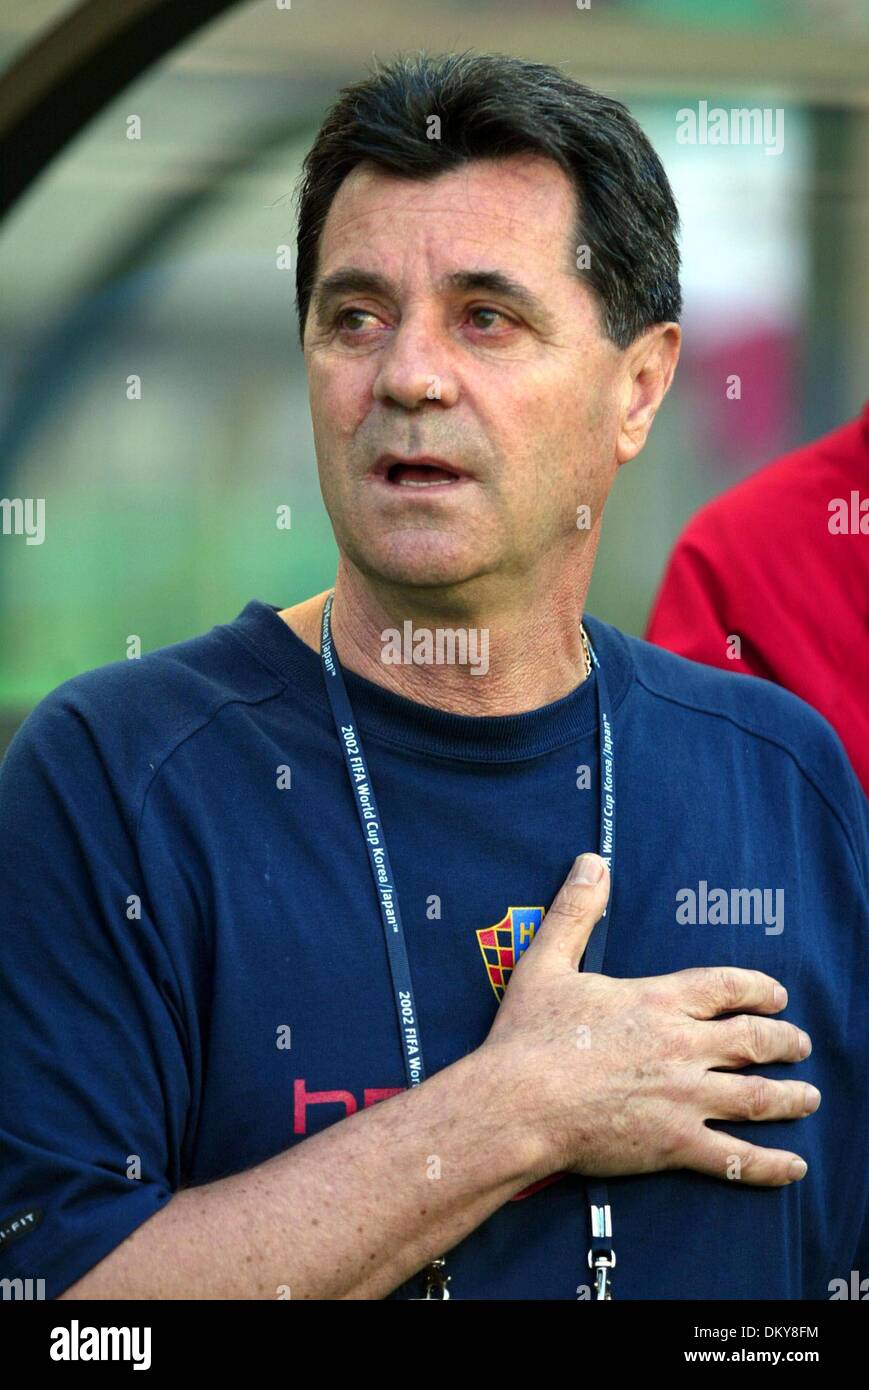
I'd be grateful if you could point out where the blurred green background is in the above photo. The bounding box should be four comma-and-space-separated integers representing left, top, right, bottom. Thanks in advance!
1, 0, 867, 751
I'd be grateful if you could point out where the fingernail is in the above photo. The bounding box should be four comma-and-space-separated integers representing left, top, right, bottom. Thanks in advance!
773, 984, 787, 1007
803, 1085, 821, 1114
571, 853, 604, 884
799, 1031, 812, 1058
788, 1158, 807, 1180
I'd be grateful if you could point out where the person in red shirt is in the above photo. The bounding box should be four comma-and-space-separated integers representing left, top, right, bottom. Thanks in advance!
646, 400, 869, 795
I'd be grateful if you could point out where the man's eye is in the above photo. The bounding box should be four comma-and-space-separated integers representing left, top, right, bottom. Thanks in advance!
468, 306, 515, 331
334, 305, 515, 334
335, 308, 377, 332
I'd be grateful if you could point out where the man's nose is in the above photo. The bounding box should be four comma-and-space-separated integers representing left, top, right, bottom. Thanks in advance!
372, 312, 460, 409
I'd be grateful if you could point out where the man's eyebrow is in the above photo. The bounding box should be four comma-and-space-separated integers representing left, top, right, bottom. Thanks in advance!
444, 270, 553, 323
311, 266, 555, 328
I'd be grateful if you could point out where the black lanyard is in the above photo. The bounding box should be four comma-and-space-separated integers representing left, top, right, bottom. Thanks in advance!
319, 590, 616, 1299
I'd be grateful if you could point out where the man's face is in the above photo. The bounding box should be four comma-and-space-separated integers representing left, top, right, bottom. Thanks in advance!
303, 153, 628, 594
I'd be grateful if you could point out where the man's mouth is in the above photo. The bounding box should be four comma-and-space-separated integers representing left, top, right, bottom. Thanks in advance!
388, 462, 458, 487
372, 454, 471, 488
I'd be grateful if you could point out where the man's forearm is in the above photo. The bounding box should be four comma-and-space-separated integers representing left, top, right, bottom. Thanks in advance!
57, 1048, 547, 1300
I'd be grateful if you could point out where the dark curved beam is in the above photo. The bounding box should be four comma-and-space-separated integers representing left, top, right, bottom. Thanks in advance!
0, 108, 318, 474
0, 0, 249, 217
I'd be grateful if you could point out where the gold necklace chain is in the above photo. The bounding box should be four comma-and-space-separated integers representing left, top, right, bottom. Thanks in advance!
580, 621, 592, 679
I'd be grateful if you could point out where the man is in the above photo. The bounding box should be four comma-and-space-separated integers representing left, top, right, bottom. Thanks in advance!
646, 401, 869, 796
1, 52, 867, 1302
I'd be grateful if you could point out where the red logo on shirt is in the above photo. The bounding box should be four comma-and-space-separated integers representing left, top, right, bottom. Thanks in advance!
292, 1079, 564, 1200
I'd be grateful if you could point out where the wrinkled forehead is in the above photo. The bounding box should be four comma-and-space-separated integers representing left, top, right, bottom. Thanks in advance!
316, 154, 580, 275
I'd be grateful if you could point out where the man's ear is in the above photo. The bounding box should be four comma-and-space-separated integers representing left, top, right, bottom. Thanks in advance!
616, 324, 681, 465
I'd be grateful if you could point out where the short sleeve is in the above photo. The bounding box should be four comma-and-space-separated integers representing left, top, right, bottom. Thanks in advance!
0, 684, 192, 1298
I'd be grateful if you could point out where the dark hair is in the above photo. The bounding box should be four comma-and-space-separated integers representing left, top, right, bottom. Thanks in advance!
293, 50, 681, 351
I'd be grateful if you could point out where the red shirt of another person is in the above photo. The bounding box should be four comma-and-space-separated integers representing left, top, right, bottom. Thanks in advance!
646, 400, 869, 796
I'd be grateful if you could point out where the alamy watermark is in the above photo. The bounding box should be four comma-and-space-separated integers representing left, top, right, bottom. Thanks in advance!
50, 1322, 151, 1369
381, 623, 489, 676
676, 101, 784, 156
828, 491, 869, 534
676, 880, 784, 935
829, 1270, 869, 1299
0, 1276, 45, 1299
1, 497, 45, 545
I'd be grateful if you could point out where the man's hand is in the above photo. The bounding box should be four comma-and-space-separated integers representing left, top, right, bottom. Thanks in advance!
481, 853, 818, 1187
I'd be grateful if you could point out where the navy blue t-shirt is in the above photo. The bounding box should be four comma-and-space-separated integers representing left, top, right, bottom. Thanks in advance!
1, 598, 867, 1300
